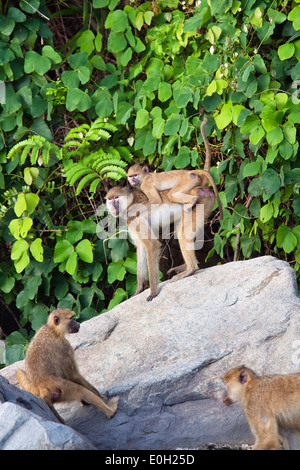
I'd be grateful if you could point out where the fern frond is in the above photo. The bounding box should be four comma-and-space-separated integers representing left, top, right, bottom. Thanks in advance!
100, 165, 127, 178
89, 178, 102, 195
63, 140, 82, 148
102, 123, 118, 133
30, 145, 40, 165
7, 136, 61, 166
21, 144, 35, 164
66, 166, 91, 186
75, 173, 98, 195
104, 171, 125, 180
86, 129, 111, 141
116, 146, 133, 163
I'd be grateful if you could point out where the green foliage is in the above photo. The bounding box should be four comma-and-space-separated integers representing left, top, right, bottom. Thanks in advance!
0, 0, 300, 364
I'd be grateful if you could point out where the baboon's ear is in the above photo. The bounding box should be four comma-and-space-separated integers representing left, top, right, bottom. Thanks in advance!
239, 371, 248, 384
54, 316, 60, 326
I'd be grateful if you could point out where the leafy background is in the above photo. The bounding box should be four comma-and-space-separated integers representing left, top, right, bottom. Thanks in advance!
0, 0, 299, 364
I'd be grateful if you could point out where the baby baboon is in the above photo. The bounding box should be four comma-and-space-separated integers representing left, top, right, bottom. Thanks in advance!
221, 365, 300, 450
127, 118, 214, 207
17, 308, 118, 424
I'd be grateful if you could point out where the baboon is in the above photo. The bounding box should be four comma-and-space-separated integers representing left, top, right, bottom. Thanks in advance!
17, 308, 118, 424
127, 117, 215, 206
106, 184, 217, 300
221, 365, 300, 450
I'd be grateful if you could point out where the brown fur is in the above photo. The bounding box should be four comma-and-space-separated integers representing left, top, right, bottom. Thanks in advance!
126, 117, 223, 211
17, 308, 118, 423
221, 366, 300, 450
106, 185, 216, 301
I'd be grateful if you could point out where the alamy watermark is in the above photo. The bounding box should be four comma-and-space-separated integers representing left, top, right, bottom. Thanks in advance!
291, 80, 300, 104
96, 201, 206, 251
0, 340, 6, 365
0, 81, 5, 105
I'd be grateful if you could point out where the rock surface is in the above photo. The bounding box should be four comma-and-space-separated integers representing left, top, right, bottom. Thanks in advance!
0, 375, 96, 449
1, 256, 300, 450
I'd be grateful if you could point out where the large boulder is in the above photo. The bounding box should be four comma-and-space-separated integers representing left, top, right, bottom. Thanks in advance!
1, 256, 300, 450
0, 375, 96, 449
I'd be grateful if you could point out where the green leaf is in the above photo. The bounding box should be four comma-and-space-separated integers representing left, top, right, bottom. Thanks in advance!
276, 226, 295, 251
282, 232, 297, 254
108, 238, 129, 261
76, 239, 93, 263
20, 218, 33, 238
61, 70, 80, 89
24, 167, 39, 185
144, 11, 154, 25
288, 6, 300, 30
164, 115, 181, 135
215, 103, 233, 130
8, 219, 21, 240
260, 169, 281, 197
174, 146, 191, 169
94, 91, 113, 117
11, 238, 29, 264
54, 276, 69, 300
25, 193, 39, 215
243, 161, 261, 177
0, 271, 15, 294
278, 43, 295, 60
248, 178, 262, 197
120, 47, 132, 67
158, 82, 172, 102
24, 51, 51, 75
93, 0, 109, 6
259, 202, 274, 223
5, 330, 27, 347
80, 307, 99, 322
135, 11, 144, 31
54, 240, 74, 263
29, 303, 48, 331
266, 127, 283, 146
42, 45, 62, 64
253, 54, 267, 74
66, 251, 78, 275
116, 102, 133, 124
105, 9, 129, 32
240, 115, 260, 134
5, 344, 25, 365
107, 32, 127, 53
0, 15, 15, 35
20, 0, 40, 14
66, 88, 92, 112
14, 193, 27, 217
135, 109, 149, 129
107, 262, 126, 283
7, 7, 26, 22
152, 117, 165, 139
107, 287, 127, 310
183, 9, 209, 32
68, 52, 88, 69
207, 26, 222, 44
30, 238, 43, 262
174, 86, 192, 108
77, 30, 95, 55
249, 126, 265, 145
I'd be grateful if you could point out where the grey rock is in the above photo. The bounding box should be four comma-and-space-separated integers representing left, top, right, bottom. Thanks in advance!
1, 256, 300, 450
0, 376, 96, 450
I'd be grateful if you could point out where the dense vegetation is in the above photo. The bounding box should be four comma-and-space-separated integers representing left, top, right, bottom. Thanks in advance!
0, 0, 299, 364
